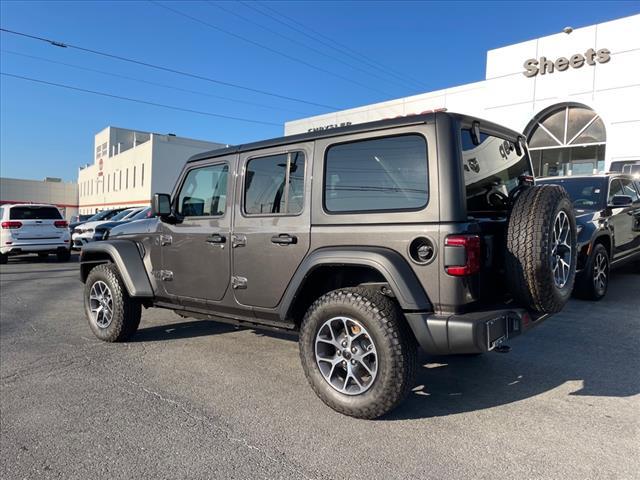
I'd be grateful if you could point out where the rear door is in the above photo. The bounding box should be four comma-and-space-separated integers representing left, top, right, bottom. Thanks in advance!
232, 144, 312, 309
9, 206, 66, 242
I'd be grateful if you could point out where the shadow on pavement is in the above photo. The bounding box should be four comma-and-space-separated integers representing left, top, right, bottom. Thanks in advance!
127, 268, 639, 420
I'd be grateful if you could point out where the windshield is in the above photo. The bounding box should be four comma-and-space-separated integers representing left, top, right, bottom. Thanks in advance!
461, 129, 532, 214
537, 178, 605, 210
129, 207, 151, 220
110, 209, 135, 221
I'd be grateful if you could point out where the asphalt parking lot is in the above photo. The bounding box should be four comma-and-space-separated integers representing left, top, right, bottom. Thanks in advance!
1, 256, 638, 479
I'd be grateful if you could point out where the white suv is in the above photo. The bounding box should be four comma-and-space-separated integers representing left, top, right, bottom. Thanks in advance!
0, 204, 71, 264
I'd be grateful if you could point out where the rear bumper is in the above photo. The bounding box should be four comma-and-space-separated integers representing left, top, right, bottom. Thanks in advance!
1, 242, 70, 255
405, 308, 551, 355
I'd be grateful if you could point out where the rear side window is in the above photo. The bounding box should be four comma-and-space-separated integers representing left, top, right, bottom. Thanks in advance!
324, 134, 428, 213
244, 152, 305, 215
177, 163, 229, 217
9, 206, 62, 220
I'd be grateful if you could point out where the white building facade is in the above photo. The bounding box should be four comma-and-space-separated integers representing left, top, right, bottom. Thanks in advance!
77, 127, 226, 214
285, 14, 640, 177
0, 177, 79, 220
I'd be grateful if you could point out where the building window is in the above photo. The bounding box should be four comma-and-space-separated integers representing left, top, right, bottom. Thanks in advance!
126, 169, 129, 189
133, 166, 136, 188
119, 171, 122, 191
141, 164, 145, 187
527, 104, 606, 177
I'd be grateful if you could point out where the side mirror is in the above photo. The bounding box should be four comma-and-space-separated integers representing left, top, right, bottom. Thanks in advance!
151, 193, 172, 218
610, 195, 633, 207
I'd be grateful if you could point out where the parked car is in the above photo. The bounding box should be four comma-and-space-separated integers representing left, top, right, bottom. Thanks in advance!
71, 214, 94, 224
609, 160, 640, 178
80, 112, 578, 418
69, 208, 127, 234
93, 207, 153, 241
72, 207, 144, 249
1, 203, 71, 263
537, 174, 640, 300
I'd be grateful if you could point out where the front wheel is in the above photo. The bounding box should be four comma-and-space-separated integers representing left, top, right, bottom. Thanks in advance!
84, 263, 141, 342
574, 243, 609, 301
299, 287, 417, 419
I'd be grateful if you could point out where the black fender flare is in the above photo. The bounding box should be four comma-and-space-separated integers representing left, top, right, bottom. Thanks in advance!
279, 246, 432, 319
80, 240, 154, 298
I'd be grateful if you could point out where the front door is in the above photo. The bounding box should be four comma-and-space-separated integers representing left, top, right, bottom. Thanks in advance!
232, 145, 312, 309
607, 178, 639, 259
160, 161, 231, 302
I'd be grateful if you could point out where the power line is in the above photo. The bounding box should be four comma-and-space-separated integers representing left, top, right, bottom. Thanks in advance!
150, 0, 394, 97
1, 49, 312, 115
206, 0, 418, 92
0, 27, 339, 110
0, 72, 282, 127
242, 1, 427, 90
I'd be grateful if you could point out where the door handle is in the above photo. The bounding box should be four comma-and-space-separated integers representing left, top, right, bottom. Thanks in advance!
206, 234, 226, 245
271, 234, 297, 245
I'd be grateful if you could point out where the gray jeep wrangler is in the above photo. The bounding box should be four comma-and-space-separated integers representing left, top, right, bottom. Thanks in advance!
80, 112, 577, 419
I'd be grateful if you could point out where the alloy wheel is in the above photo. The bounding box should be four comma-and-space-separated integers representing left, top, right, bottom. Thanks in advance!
315, 316, 378, 395
592, 251, 608, 294
89, 280, 114, 329
551, 210, 573, 288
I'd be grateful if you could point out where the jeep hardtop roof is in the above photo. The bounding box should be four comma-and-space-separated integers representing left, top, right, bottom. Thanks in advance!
187, 111, 524, 164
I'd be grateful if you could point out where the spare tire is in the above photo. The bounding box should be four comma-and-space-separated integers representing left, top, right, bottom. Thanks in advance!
506, 185, 577, 314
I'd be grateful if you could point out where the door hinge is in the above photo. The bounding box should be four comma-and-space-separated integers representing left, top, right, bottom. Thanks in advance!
152, 270, 174, 281
231, 234, 247, 248
160, 234, 172, 246
231, 276, 247, 289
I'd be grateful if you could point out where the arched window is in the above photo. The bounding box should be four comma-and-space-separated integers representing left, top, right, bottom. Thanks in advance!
526, 104, 606, 177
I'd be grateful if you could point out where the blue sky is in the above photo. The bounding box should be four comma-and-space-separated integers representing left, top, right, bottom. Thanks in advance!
1, 0, 638, 181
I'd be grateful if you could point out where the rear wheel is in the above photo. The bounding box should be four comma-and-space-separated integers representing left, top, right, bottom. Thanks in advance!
38, 252, 49, 260
506, 185, 577, 313
574, 243, 609, 300
84, 264, 141, 342
299, 287, 417, 419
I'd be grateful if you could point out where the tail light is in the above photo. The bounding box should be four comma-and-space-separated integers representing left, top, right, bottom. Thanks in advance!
54, 220, 69, 228
1, 221, 22, 229
444, 234, 481, 276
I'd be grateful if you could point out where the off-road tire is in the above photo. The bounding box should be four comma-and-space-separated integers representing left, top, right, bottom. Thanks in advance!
0, 253, 7, 265
299, 287, 417, 419
574, 243, 609, 301
84, 263, 141, 342
506, 185, 577, 314
56, 249, 71, 262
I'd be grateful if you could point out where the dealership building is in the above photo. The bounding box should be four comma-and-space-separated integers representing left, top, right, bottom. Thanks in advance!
285, 14, 639, 177
77, 127, 226, 215
0, 177, 79, 220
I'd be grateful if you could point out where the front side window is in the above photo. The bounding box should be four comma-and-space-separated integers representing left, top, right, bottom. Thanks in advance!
177, 163, 228, 217
620, 178, 639, 202
244, 152, 305, 215
461, 129, 532, 213
324, 134, 428, 213
608, 179, 624, 203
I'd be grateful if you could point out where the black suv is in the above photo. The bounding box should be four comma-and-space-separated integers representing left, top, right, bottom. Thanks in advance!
79, 112, 578, 418
538, 174, 640, 300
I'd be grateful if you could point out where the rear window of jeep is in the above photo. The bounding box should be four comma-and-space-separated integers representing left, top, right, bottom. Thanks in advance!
324, 134, 428, 213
